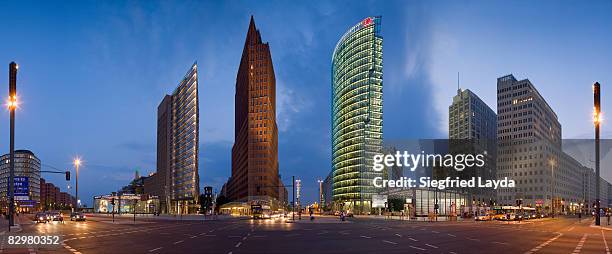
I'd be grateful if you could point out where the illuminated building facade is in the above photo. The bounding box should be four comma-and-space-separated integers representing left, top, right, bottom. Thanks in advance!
156, 63, 200, 214
448, 88, 497, 205
227, 16, 283, 207
331, 17, 383, 214
0, 150, 41, 213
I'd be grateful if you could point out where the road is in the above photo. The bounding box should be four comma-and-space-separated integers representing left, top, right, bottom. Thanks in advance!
0, 214, 611, 253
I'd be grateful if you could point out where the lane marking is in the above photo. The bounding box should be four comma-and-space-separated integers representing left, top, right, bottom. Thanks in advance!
523, 232, 563, 254
173, 240, 184, 245
360, 235, 372, 239
395, 233, 402, 237
493, 241, 508, 245
235, 242, 242, 248
571, 233, 587, 254
409, 245, 426, 251
447, 233, 457, 237
425, 243, 439, 249
148, 247, 163, 252
382, 240, 397, 245
408, 237, 418, 242
602, 229, 610, 254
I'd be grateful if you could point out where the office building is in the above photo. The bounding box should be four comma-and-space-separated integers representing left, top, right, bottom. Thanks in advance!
495, 74, 568, 213
448, 88, 497, 204
331, 16, 383, 214
226, 16, 282, 208
156, 63, 200, 214
0, 150, 41, 213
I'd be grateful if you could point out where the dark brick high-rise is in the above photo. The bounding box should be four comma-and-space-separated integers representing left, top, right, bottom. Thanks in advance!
228, 16, 280, 203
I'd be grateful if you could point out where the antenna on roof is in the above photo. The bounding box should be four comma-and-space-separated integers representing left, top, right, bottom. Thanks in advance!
457, 72, 461, 95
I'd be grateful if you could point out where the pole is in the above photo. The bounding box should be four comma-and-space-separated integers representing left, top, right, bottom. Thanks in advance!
594, 82, 601, 226
8, 62, 17, 230
75, 162, 79, 211
551, 162, 555, 218
292, 176, 295, 221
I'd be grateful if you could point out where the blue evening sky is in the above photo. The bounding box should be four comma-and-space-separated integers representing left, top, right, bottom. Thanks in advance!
0, 0, 610, 205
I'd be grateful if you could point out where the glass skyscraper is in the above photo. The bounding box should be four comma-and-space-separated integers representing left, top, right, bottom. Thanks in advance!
331, 17, 383, 214
156, 63, 200, 214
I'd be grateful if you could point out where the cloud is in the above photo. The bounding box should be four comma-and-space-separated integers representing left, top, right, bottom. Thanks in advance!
276, 81, 310, 132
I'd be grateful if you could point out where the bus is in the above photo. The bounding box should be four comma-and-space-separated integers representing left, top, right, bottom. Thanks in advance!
492, 206, 537, 220
251, 204, 271, 219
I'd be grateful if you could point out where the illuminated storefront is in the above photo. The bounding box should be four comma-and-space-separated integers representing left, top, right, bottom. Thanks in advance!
331, 17, 383, 214
93, 194, 160, 214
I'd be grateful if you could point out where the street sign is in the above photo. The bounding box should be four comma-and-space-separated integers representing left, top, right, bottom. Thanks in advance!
14, 176, 29, 197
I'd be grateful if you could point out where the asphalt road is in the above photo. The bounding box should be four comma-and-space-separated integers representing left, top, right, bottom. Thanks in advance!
1, 215, 611, 253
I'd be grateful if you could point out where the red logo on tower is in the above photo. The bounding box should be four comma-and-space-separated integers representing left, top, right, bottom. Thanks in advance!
362, 17, 373, 27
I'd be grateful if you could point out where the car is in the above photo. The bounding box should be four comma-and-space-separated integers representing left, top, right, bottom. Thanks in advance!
475, 214, 492, 221
70, 212, 86, 221
34, 212, 48, 223
48, 212, 63, 221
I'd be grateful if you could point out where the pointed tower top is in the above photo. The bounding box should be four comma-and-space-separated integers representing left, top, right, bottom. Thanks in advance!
245, 15, 262, 46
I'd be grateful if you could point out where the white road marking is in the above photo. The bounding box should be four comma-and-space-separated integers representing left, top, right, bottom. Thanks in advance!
523, 232, 563, 254
148, 247, 163, 252
395, 233, 402, 237
235, 242, 242, 248
408, 237, 418, 242
425, 243, 439, 249
383, 240, 397, 245
492, 241, 508, 245
602, 230, 610, 254
447, 233, 457, 237
409, 245, 426, 251
360, 235, 372, 239
173, 240, 184, 245
431, 230, 439, 233
572, 234, 587, 254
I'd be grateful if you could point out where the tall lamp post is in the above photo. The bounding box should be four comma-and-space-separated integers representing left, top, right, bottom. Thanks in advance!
317, 179, 323, 213
594, 82, 601, 226
550, 159, 555, 218
7, 62, 18, 230
74, 158, 81, 211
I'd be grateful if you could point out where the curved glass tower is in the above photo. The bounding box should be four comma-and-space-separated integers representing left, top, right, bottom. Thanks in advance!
331, 17, 383, 214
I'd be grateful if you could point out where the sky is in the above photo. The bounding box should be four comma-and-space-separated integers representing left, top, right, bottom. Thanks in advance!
0, 0, 610, 205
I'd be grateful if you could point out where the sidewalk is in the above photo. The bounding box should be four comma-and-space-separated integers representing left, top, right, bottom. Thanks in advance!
0, 216, 23, 235
589, 216, 612, 231
354, 214, 468, 222
86, 213, 239, 221
286, 216, 352, 224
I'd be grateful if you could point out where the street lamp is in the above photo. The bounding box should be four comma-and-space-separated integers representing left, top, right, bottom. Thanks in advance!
74, 158, 81, 211
7, 62, 18, 230
317, 179, 324, 213
549, 158, 555, 218
594, 82, 601, 226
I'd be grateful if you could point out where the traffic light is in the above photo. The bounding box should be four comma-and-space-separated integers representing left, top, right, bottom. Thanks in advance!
65, 171, 70, 181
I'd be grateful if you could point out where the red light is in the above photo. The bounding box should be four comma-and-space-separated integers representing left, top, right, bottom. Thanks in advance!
362, 17, 373, 27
